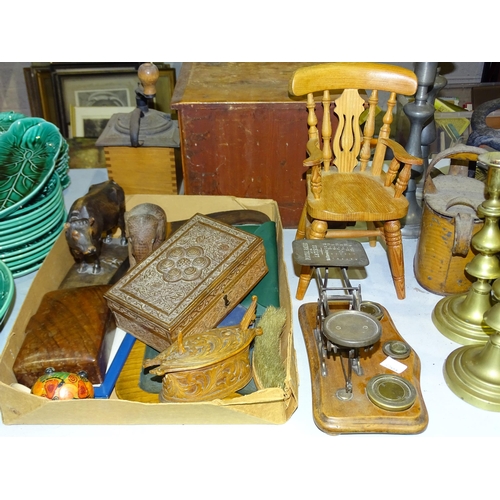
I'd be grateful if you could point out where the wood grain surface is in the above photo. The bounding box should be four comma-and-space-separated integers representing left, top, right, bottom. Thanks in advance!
298, 302, 428, 435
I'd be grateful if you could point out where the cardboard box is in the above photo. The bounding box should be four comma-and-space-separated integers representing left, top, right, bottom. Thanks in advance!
0, 195, 298, 425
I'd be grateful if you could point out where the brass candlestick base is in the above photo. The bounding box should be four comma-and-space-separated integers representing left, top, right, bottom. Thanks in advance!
432, 279, 495, 345
444, 268, 500, 411
432, 151, 500, 345
442, 152, 500, 411
444, 331, 500, 411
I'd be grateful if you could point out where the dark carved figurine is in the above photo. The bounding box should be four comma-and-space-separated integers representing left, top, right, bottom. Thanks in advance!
65, 180, 127, 273
125, 203, 167, 267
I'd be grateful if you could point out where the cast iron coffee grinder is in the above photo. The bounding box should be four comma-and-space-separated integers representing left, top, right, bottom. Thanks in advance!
96, 62, 179, 148
96, 62, 180, 195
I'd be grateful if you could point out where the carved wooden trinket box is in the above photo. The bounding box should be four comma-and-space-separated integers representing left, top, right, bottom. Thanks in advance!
104, 213, 268, 352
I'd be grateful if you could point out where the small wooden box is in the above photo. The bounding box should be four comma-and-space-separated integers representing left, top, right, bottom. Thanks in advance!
104, 146, 179, 195
12, 285, 115, 387
104, 213, 268, 352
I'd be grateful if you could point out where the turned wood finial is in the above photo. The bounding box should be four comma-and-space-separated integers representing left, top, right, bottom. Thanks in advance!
138, 62, 159, 96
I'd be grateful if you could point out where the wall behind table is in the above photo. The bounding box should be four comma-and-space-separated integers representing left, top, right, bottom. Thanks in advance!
0, 62, 32, 116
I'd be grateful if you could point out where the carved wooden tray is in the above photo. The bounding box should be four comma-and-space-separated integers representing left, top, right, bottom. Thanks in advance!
298, 302, 428, 435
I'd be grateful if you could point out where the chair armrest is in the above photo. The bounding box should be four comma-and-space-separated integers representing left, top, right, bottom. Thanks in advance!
302, 138, 324, 199
304, 138, 324, 167
377, 139, 422, 197
379, 138, 423, 166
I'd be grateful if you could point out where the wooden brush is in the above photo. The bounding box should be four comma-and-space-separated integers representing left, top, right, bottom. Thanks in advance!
252, 306, 287, 390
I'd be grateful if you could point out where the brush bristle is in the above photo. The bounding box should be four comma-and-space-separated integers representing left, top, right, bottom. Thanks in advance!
253, 306, 287, 389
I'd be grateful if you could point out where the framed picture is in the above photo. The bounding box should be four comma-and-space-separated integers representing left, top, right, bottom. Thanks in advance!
36, 63, 176, 138
70, 106, 135, 138
23, 66, 59, 125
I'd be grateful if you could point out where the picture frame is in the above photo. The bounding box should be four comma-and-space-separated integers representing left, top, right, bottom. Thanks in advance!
24, 63, 176, 138
23, 66, 59, 125
70, 106, 135, 138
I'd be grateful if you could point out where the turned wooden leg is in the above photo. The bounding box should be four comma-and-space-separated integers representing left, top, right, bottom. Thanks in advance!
383, 219, 405, 300
367, 221, 378, 247
295, 203, 308, 240
296, 220, 328, 300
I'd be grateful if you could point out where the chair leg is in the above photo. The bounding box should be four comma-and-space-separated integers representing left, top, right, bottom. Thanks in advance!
383, 219, 405, 300
296, 220, 328, 300
295, 203, 308, 240
367, 221, 378, 247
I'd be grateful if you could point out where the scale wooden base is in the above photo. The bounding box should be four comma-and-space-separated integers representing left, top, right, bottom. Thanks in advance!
298, 301, 428, 435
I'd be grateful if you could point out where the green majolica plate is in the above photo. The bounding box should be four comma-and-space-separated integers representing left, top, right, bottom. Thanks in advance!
2, 172, 60, 222
0, 204, 66, 250
11, 259, 45, 279
0, 119, 63, 220
2, 229, 60, 264
0, 111, 26, 133
0, 258, 14, 324
0, 196, 64, 238
0, 224, 61, 260
0, 181, 63, 232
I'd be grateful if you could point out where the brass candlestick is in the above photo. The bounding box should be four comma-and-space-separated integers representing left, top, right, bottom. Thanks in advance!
432, 152, 500, 345
444, 277, 500, 411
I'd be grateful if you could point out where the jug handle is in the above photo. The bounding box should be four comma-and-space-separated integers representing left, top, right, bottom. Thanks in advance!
452, 212, 474, 257
424, 145, 486, 194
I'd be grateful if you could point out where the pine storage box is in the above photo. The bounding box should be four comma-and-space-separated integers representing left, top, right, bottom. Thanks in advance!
0, 195, 298, 425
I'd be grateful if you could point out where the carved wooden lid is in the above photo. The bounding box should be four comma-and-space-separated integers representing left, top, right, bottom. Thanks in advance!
143, 296, 261, 374
105, 214, 265, 330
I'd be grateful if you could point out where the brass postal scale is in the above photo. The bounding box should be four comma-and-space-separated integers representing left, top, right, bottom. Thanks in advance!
293, 239, 428, 435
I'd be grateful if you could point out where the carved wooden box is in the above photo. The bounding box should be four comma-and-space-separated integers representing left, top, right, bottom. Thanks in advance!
104, 213, 268, 352
12, 284, 115, 388
143, 296, 261, 402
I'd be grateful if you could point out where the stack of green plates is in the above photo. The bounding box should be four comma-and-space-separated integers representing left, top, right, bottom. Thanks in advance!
0, 174, 65, 277
0, 118, 68, 277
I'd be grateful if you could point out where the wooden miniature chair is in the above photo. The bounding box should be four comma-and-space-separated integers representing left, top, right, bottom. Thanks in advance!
290, 62, 423, 300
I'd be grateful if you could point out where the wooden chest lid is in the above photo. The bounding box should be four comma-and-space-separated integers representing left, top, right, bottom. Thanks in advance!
105, 213, 266, 330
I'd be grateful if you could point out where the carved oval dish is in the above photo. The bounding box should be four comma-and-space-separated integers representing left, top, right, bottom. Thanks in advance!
0, 118, 63, 220
144, 297, 262, 402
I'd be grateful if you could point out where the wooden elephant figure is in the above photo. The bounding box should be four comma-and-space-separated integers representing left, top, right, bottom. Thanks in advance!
124, 203, 167, 267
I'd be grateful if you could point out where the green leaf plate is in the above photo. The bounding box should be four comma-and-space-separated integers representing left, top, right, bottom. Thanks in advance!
0, 118, 63, 220
0, 111, 26, 133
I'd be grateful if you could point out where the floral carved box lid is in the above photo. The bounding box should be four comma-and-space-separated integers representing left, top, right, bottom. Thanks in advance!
104, 213, 268, 351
